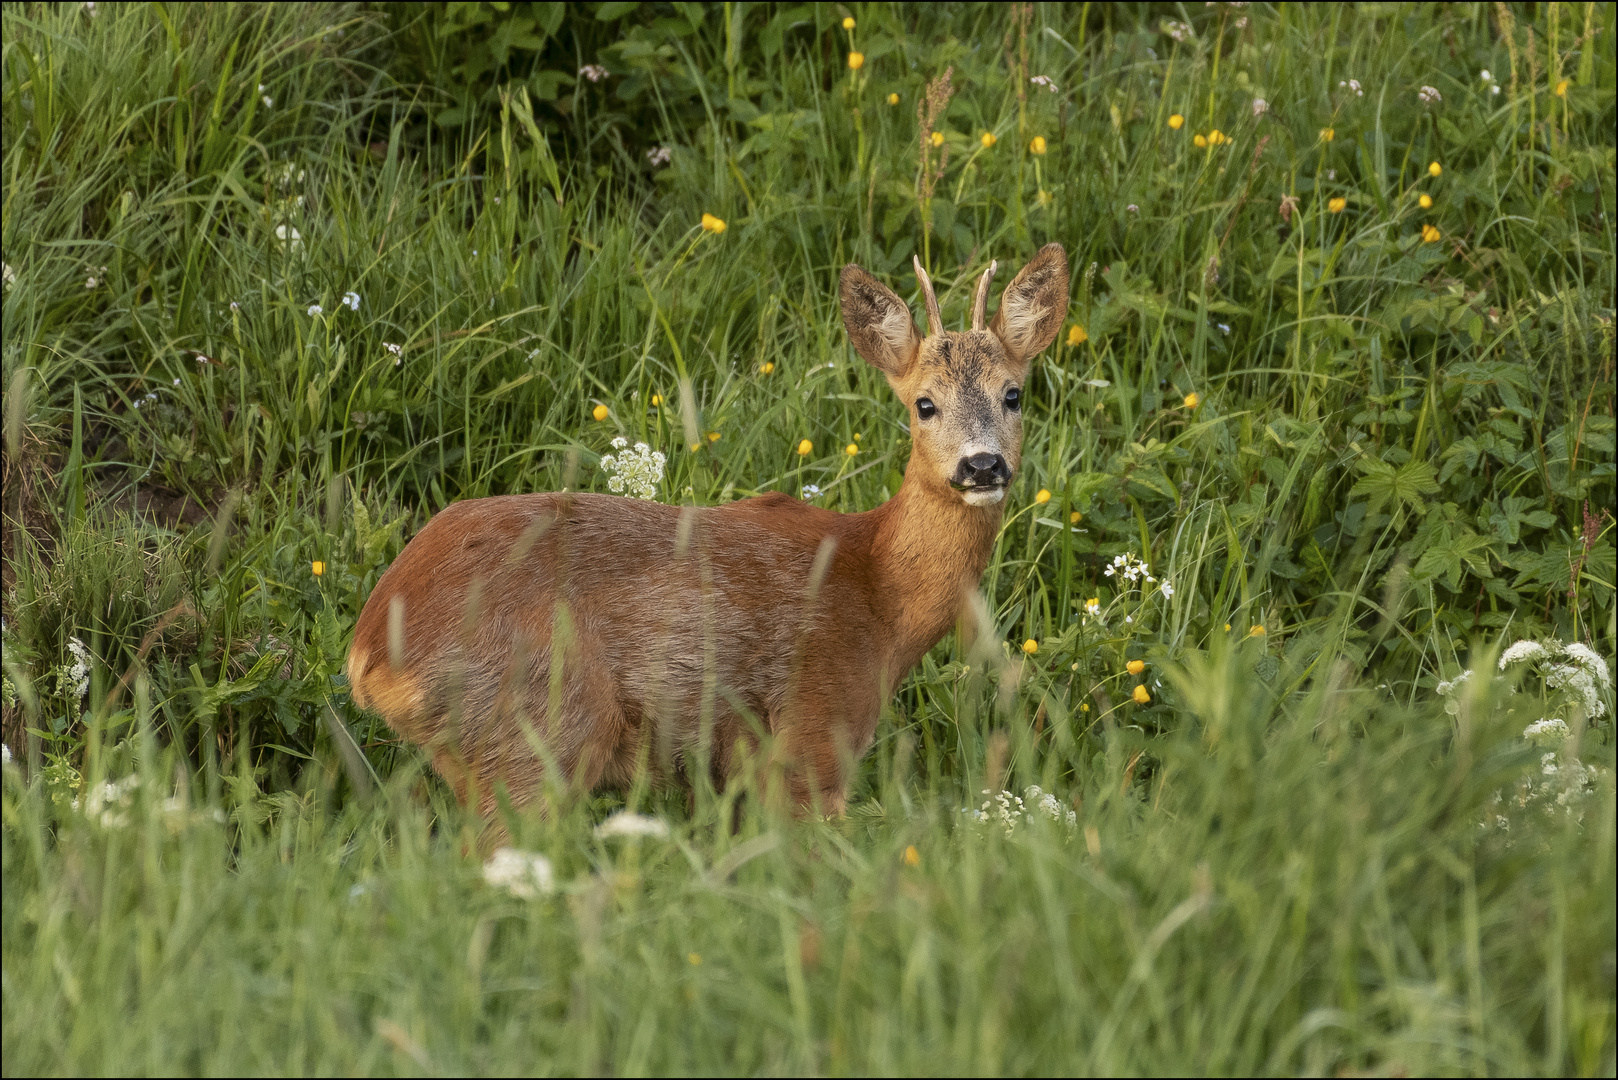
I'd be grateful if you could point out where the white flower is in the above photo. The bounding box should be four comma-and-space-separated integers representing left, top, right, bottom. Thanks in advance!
1498, 640, 1548, 669
1418, 85, 1442, 105
64, 637, 92, 700
82, 1, 95, 14
229, 301, 240, 312
1338, 78, 1364, 97
1480, 69, 1492, 82
600, 441, 666, 500
1126, 204, 1139, 213
2, 743, 11, 765
1029, 75, 1059, 92
482, 848, 555, 898
342, 291, 360, 311
1251, 97, 1268, 116
801, 484, 821, 499
384, 342, 401, 356
307, 304, 323, 316
1159, 581, 1174, 599
1491, 85, 1500, 95
1523, 718, 1570, 745
646, 146, 672, 167
594, 812, 670, 840
85, 275, 98, 289
1161, 19, 1193, 42
275, 224, 302, 249
261, 95, 274, 108
1561, 643, 1611, 689
1, 263, 14, 290
578, 64, 609, 83
1217, 323, 1231, 334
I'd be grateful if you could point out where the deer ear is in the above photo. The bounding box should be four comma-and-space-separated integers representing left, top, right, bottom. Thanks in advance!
989, 243, 1070, 364
839, 264, 919, 377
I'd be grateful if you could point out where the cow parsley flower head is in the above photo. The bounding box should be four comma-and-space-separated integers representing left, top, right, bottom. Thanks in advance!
1251, 97, 1269, 117
578, 64, 609, 83
964, 785, 1077, 835
63, 637, 92, 701
1523, 718, 1570, 746
1498, 640, 1549, 669
1029, 75, 1059, 93
595, 812, 670, 840
646, 146, 672, 167
599, 438, 665, 500
1418, 85, 1443, 105
1338, 78, 1364, 97
482, 848, 555, 898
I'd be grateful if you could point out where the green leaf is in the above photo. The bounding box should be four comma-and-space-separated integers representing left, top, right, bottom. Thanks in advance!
1349, 459, 1439, 513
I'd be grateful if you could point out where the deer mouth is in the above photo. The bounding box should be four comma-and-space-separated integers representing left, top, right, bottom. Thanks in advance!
954, 483, 1007, 506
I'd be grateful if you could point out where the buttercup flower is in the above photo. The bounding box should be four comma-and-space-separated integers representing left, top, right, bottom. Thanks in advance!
1320, 127, 1334, 141
1428, 161, 1442, 177
1070, 511, 1083, 524
312, 561, 326, 576
1419, 193, 1433, 209
930, 131, 945, 148
1022, 639, 1039, 655
1421, 223, 1441, 244
759, 361, 775, 374
1208, 129, 1226, 145
1067, 325, 1088, 346
1029, 135, 1048, 155
1328, 197, 1347, 213
707, 431, 721, 443
842, 16, 855, 29
1555, 79, 1569, 98
797, 439, 813, 456
887, 92, 899, 105
981, 132, 997, 148
1127, 660, 1145, 675
903, 845, 921, 867
1193, 133, 1208, 148
844, 442, 858, 455
701, 212, 727, 233
592, 404, 610, 421
847, 51, 864, 70
1250, 624, 1266, 636
1184, 392, 1200, 409
1133, 685, 1151, 704
1035, 489, 1052, 504
1168, 113, 1185, 130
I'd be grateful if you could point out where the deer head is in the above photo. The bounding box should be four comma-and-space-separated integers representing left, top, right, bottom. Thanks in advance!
838, 244, 1069, 505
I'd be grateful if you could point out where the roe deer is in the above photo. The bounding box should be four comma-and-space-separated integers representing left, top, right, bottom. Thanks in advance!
347, 243, 1069, 822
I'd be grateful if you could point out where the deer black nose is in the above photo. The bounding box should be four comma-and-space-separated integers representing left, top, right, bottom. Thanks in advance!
955, 452, 1010, 488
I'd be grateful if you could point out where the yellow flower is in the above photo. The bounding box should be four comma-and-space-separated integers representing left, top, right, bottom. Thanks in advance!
1418, 193, 1433, 209
797, 439, 813, 456
592, 403, 610, 421
1070, 511, 1083, 524
707, 431, 722, 442
1320, 127, 1334, 141
688, 952, 702, 966
1208, 129, 1226, 145
887, 92, 899, 105
903, 844, 920, 867
1029, 135, 1048, 155
853, 433, 861, 441
1080, 702, 1091, 712
759, 361, 775, 374
1168, 113, 1185, 130
1555, 79, 1569, 98
701, 212, 726, 233
981, 131, 997, 148
1126, 659, 1145, 675
1421, 223, 1441, 244
311, 561, 326, 577
1022, 638, 1039, 655
1035, 489, 1052, 504
1428, 161, 1442, 177
1328, 196, 1347, 213
650, 394, 661, 406
930, 131, 944, 148
1183, 391, 1200, 409
1250, 625, 1266, 636
1225, 623, 1232, 631
1067, 324, 1088, 346
845, 442, 858, 456
1132, 684, 1151, 704
1193, 133, 1208, 148
842, 16, 855, 30
847, 51, 864, 70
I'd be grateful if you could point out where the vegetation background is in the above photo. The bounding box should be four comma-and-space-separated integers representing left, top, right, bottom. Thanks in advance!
2, 1, 1614, 1074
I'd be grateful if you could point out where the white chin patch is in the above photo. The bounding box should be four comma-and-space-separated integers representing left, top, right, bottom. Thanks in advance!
961, 488, 1005, 506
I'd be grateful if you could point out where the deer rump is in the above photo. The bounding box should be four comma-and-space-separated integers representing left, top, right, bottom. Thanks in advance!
347, 491, 894, 812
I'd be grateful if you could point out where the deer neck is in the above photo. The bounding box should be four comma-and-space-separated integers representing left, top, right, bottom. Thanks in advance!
869, 458, 1003, 678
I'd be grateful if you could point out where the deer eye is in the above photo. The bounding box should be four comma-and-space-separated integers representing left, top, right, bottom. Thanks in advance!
1004, 387, 1021, 412
916, 397, 937, 419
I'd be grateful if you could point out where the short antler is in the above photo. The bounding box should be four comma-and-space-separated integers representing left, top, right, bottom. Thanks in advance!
969, 259, 998, 332
912, 255, 944, 338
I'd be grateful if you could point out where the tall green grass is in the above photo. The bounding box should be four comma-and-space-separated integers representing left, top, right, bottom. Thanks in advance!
2, 2, 1614, 1073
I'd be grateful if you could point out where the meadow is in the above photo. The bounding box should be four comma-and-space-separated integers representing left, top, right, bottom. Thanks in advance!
2, 2, 1614, 1073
